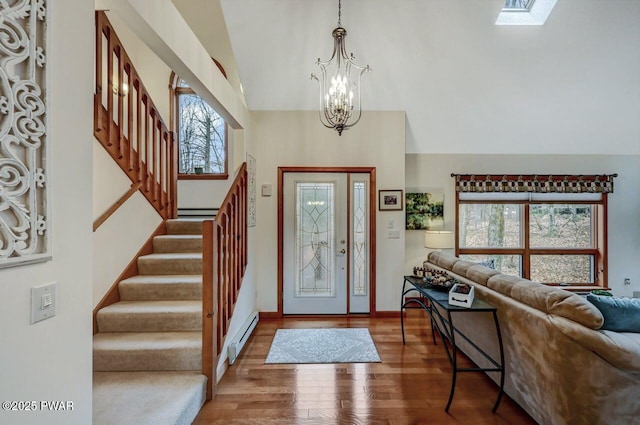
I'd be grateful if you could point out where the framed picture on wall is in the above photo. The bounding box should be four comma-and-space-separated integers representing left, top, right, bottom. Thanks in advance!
378, 190, 403, 211
405, 192, 444, 230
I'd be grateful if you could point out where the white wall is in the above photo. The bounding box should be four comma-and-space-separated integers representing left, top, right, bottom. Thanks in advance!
405, 154, 640, 297
0, 1, 94, 424
92, 140, 163, 307
252, 111, 406, 313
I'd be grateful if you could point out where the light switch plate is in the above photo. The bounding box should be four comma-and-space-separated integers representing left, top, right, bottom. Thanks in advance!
261, 184, 272, 197
31, 282, 56, 324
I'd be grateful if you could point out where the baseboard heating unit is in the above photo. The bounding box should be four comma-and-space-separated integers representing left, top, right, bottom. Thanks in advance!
227, 311, 259, 365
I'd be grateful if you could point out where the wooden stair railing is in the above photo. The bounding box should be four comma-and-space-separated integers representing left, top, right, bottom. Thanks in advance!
94, 11, 177, 219
202, 162, 248, 400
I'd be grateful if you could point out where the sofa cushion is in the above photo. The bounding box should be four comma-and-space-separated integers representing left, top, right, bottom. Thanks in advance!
427, 251, 458, 271
486, 274, 526, 297
550, 315, 640, 371
509, 281, 604, 329
451, 260, 476, 277
466, 265, 500, 286
586, 294, 640, 332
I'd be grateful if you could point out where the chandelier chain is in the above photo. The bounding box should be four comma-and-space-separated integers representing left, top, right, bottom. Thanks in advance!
338, 0, 342, 26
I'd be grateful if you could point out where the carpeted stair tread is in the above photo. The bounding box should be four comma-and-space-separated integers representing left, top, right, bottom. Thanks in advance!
166, 219, 204, 235
93, 371, 206, 425
96, 300, 201, 332
93, 332, 202, 372
137, 253, 202, 275
119, 275, 202, 301
153, 234, 203, 253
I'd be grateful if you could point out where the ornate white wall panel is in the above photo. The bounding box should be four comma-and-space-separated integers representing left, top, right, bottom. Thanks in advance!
0, 0, 50, 268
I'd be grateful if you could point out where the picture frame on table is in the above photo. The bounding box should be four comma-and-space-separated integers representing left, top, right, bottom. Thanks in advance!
378, 190, 403, 211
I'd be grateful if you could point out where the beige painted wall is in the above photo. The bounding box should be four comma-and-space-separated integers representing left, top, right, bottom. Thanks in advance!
92, 140, 163, 307
405, 154, 640, 297
252, 110, 406, 313
0, 0, 94, 423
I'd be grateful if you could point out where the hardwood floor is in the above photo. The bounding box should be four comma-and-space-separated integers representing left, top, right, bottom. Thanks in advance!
193, 311, 536, 425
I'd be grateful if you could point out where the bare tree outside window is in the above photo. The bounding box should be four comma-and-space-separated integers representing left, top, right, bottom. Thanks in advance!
177, 84, 226, 175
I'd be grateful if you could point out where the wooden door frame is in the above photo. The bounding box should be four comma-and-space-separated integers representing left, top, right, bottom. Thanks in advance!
277, 166, 377, 317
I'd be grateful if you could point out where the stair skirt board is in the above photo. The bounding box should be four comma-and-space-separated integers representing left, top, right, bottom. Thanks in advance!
93, 371, 206, 425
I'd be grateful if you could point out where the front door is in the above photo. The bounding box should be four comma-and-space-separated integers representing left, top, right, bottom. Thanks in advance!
283, 172, 371, 315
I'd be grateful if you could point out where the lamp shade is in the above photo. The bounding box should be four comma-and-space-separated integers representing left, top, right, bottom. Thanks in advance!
424, 230, 454, 249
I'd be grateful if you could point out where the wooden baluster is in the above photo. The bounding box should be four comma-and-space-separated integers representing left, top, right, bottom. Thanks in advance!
152, 111, 158, 202
170, 132, 177, 218
106, 25, 114, 147
202, 220, 216, 400
215, 224, 225, 354
117, 48, 124, 159
144, 95, 151, 193
126, 64, 134, 171
234, 197, 240, 298
135, 80, 143, 183
224, 211, 231, 340
159, 131, 166, 214
242, 175, 247, 270
95, 14, 103, 136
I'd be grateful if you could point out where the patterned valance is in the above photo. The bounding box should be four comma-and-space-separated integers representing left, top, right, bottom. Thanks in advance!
451, 174, 617, 194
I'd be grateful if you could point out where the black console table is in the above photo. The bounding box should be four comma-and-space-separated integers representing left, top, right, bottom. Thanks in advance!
401, 275, 505, 413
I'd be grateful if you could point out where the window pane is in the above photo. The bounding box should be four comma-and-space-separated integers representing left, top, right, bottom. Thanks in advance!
530, 255, 594, 284
178, 93, 226, 174
460, 254, 521, 277
459, 204, 522, 248
530, 205, 592, 248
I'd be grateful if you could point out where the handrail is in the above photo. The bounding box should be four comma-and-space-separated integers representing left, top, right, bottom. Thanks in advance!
94, 11, 177, 219
202, 162, 248, 400
93, 182, 143, 232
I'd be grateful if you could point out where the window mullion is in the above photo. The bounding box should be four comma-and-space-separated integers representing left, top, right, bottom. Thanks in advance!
523, 203, 530, 280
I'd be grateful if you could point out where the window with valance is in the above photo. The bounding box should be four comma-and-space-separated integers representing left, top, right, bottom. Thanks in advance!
452, 174, 616, 288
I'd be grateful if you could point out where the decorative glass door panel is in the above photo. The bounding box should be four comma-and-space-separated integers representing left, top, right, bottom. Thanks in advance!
284, 172, 370, 314
295, 182, 336, 298
350, 175, 370, 313
284, 173, 352, 314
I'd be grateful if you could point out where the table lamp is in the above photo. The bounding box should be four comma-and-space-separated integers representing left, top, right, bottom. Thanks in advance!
424, 230, 454, 251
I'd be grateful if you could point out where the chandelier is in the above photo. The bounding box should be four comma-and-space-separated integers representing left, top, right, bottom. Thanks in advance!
311, 0, 371, 136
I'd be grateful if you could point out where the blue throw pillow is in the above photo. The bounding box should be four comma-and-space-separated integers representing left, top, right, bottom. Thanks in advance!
586, 294, 640, 332
477, 259, 496, 270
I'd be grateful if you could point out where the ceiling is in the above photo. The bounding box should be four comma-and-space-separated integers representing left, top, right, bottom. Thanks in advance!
176, 0, 640, 154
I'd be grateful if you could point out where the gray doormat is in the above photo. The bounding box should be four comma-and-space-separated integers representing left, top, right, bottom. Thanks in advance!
265, 328, 381, 364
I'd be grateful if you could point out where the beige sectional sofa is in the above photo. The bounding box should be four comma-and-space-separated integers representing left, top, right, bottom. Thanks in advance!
423, 251, 640, 425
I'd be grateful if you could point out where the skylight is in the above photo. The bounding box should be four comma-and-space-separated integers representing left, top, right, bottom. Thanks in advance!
496, 0, 557, 25
503, 0, 536, 12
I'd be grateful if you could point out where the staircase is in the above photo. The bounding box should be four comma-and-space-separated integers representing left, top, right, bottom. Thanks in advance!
93, 219, 207, 425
